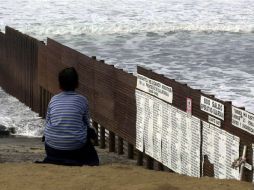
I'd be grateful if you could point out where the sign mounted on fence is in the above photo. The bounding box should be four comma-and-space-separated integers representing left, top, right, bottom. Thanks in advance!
137, 74, 173, 103
136, 89, 201, 177
186, 97, 192, 116
202, 121, 240, 180
208, 115, 221, 127
232, 106, 254, 135
200, 96, 224, 120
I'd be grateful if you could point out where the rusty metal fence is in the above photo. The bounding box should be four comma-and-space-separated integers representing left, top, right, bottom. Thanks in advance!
0, 27, 40, 113
0, 26, 254, 182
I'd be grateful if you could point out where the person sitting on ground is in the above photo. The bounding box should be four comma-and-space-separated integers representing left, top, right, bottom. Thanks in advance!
43, 67, 99, 166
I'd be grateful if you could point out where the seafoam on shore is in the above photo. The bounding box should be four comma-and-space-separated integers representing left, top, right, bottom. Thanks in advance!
0, 87, 44, 137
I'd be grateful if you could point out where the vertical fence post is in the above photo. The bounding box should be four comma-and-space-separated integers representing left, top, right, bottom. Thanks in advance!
92, 121, 99, 146
42, 88, 46, 118
39, 86, 43, 117
128, 143, 134, 159
157, 162, 164, 171
100, 125, 106, 149
118, 137, 124, 155
44, 90, 50, 117
46, 90, 50, 106
109, 131, 115, 152
146, 155, 153, 170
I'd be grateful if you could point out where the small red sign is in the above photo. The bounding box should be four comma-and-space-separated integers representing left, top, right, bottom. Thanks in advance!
186, 97, 192, 116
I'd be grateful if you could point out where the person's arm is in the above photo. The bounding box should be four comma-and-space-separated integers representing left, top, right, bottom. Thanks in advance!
83, 101, 97, 143
83, 102, 91, 128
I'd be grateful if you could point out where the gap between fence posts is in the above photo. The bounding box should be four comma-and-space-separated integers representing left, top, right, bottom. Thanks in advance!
92, 121, 99, 146
118, 137, 124, 155
127, 143, 134, 159
137, 151, 143, 166
100, 126, 106, 149
146, 155, 154, 170
109, 131, 115, 152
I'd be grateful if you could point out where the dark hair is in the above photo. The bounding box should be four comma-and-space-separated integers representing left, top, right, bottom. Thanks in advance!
58, 67, 79, 91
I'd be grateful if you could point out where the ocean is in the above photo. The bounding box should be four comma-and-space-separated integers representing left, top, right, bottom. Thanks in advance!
0, 0, 254, 136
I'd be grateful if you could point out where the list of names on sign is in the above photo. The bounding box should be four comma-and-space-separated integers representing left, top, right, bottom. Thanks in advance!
161, 101, 172, 168
170, 107, 182, 174
135, 89, 201, 177
190, 116, 202, 177
163, 108, 201, 177
144, 97, 154, 158
152, 98, 163, 162
232, 106, 254, 135
202, 121, 240, 180
135, 90, 146, 152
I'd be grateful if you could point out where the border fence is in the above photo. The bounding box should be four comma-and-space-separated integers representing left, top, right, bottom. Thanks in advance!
0, 26, 254, 182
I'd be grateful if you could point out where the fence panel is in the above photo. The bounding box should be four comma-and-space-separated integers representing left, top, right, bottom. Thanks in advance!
0, 27, 39, 112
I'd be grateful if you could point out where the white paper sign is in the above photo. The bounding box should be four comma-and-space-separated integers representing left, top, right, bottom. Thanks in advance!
135, 90, 146, 152
202, 122, 240, 180
202, 121, 215, 163
145, 98, 154, 157
163, 107, 201, 177
200, 96, 224, 120
208, 115, 221, 127
152, 98, 163, 162
137, 74, 173, 103
190, 116, 201, 177
232, 106, 254, 135
135, 88, 201, 178
161, 103, 172, 168
170, 107, 181, 173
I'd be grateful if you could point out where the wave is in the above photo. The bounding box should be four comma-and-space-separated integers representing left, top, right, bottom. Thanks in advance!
12, 22, 254, 37
0, 88, 44, 137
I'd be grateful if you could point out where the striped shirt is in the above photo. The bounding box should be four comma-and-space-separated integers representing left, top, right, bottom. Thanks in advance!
44, 91, 89, 150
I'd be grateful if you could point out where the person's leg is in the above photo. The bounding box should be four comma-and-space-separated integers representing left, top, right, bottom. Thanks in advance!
86, 141, 99, 166
44, 144, 82, 166
44, 143, 99, 166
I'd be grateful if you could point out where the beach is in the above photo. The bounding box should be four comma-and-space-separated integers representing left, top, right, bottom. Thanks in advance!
0, 163, 253, 190
0, 136, 253, 190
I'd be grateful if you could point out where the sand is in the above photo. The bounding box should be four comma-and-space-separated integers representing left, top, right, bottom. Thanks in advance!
0, 137, 253, 190
0, 163, 253, 190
